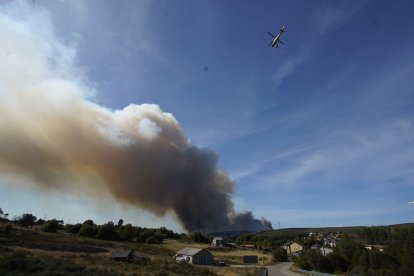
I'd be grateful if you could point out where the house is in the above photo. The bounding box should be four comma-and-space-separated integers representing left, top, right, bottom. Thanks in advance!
174, 247, 214, 265
320, 247, 333, 256
324, 238, 337, 248
211, 237, 224, 247
282, 241, 292, 250
110, 250, 145, 262
311, 244, 333, 256
311, 243, 322, 250
283, 241, 303, 255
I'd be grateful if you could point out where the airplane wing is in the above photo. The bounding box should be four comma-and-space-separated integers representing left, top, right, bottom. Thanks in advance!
267, 32, 275, 38
279, 40, 284, 44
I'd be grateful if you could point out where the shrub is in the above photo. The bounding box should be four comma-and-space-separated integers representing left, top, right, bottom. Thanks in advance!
295, 250, 334, 273
96, 221, 119, 240
188, 232, 211, 243
146, 236, 158, 244
65, 223, 82, 234
272, 247, 288, 262
42, 219, 59, 233
78, 224, 97, 237
3, 224, 12, 234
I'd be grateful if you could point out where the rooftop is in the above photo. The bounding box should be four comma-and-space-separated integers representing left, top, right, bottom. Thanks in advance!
176, 247, 205, 256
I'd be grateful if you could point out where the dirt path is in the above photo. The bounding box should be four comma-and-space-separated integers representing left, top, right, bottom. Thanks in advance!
266, 262, 301, 276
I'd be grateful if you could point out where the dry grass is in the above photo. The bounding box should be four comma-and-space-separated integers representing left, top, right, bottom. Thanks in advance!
163, 239, 209, 252
164, 239, 273, 265
209, 265, 268, 276
164, 239, 273, 275
211, 248, 272, 266
1, 223, 274, 275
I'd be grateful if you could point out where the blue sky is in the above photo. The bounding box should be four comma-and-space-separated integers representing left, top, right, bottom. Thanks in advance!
1, 0, 414, 231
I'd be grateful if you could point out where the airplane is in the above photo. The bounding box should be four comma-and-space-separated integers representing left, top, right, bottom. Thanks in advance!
409, 201, 414, 205
267, 26, 285, 48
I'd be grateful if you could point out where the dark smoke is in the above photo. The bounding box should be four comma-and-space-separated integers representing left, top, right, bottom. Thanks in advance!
0, 2, 272, 232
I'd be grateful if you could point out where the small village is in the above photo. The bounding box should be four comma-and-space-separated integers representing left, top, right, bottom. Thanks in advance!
1, 210, 414, 275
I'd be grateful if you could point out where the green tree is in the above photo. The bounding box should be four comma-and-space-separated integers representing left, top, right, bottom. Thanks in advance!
146, 236, 157, 244
96, 221, 118, 240
401, 240, 414, 276
139, 229, 155, 243
83, 219, 94, 226
335, 237, 362, 263
327, 251, 350, 272
152, 230, 164, 244
65, 223, 82, 234
42, 219, 59, 233
78, 224, 97, 237
36, 219, 45, 225
19, 213, 37, 227
296, 250, 334, 273
189, 232, 211, 243
235, 233, 254, 245
272, 247, 288, 262
119, 223, 136, 241
0, 208, 8, 221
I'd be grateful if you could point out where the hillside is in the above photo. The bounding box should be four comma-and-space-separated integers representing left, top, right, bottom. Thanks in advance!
0, 222, 271, 276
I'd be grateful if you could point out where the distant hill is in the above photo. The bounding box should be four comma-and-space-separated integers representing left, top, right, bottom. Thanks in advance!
256, 222, 414, 237
209, 223, 414, 238
208, 230, 252, 238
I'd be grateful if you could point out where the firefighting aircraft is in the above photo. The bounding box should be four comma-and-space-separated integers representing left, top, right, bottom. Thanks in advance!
267, 26, 285, 48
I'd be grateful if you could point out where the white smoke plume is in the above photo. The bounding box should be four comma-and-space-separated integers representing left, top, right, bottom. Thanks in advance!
0, 2, 271, 232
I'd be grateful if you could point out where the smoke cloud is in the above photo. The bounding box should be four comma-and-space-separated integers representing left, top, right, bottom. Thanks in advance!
0, 2, 271, 232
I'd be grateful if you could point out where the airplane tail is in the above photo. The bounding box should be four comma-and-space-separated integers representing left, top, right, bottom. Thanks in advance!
280, 25, 285, 33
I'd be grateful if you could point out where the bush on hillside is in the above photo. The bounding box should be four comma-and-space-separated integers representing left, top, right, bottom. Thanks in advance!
42, 219, 59, 233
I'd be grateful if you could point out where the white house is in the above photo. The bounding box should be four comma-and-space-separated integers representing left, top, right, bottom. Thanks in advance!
174, 247, 214, 265
211, 237, 224, 247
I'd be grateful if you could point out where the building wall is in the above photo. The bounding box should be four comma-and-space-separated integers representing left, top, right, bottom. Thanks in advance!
212, 238, 223, 247
191, 251, 214, 265
291, 243, 303, 253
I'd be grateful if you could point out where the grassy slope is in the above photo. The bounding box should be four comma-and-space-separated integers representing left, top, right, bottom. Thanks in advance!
0, 223, 272, 275
0, 223, 213, 275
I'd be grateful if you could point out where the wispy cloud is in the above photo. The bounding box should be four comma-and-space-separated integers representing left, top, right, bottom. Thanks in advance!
271, 2, 367, 91
310, 1, 368, 34
271, 57, 304, 89
255, 118, 414, 191
230, 145, 315, 180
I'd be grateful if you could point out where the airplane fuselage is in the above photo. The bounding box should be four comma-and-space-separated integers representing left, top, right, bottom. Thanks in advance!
271, 33, 282, 47
267, 26, 285, 48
